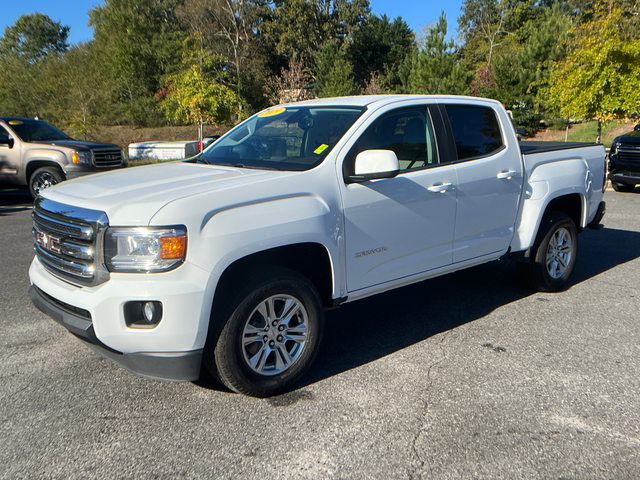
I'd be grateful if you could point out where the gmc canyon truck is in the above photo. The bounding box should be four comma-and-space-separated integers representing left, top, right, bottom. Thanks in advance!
28, 95, 607, 397
0, 117, 126, 197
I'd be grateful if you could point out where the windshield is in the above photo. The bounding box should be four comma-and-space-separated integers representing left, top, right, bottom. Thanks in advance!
6, 119, 72, 142
199, 106, 365, 171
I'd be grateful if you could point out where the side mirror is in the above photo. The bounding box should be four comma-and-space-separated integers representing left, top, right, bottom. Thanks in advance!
0, 137, 14, 149
348, 150, 400, 183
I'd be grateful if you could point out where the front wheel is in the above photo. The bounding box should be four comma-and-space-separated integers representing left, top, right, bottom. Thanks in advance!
517, 212, 578, 292
29, 167, 63, 198
207, 267, 324, 397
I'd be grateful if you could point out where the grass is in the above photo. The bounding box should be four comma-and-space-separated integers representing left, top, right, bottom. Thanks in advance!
538, 120, 635, 147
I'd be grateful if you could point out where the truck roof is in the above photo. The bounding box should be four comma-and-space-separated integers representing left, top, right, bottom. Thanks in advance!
278, 94, 502, 109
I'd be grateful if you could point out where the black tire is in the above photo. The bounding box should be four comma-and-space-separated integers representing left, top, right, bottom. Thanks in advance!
611, 182, 636, 193
29, 167, 64, 198
517, 212, 578, 292
205, 267, 324, 397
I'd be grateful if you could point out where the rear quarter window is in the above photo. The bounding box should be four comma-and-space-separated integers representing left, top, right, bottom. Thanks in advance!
445, 105, 504, 161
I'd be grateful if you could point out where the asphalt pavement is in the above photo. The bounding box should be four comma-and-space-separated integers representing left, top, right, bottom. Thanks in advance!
1, 187, 639, 479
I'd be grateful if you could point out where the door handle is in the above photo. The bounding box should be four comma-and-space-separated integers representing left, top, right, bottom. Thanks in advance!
427, 182, 452, 194
497, 170, 516, 180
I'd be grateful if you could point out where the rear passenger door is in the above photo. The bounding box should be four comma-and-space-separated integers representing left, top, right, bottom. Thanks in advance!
340, 106, 458, 292
441, 103, 523, 263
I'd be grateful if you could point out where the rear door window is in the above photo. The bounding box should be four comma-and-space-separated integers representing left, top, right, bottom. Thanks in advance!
444, 105, 504, 161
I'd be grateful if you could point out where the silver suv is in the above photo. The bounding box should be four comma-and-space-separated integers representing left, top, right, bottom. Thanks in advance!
0, 117, 126, 198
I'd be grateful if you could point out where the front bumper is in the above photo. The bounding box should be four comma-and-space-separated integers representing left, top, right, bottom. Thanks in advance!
609, 172, 640, 186
29, 285, 202, 381
609, 152, 640, 185
29, 256, 216, 382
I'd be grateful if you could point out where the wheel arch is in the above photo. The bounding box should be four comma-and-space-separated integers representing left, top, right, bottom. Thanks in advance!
26, 160, 66, 183
213, 242, 336, 311
544, 193, 583, 231
512, 192, 584, 261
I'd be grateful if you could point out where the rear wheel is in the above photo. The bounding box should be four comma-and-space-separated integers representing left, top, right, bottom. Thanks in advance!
611, 182, 636, 192
517, 212, 578, 292
29, 167, 63, 198
205, 267, 324, 397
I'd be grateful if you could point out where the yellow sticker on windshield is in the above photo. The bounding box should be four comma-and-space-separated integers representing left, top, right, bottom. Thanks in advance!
314, 144, 329, 155
8, 120, 23, 125
258, 107, 286, 118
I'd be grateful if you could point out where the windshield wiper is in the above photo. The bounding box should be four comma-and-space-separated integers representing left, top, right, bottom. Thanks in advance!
233, 163, 276, 171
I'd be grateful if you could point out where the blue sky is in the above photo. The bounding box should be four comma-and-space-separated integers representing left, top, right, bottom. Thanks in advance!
1, 0, 465, 45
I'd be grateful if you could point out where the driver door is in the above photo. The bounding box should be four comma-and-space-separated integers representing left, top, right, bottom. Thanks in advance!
339, 106, 458, 292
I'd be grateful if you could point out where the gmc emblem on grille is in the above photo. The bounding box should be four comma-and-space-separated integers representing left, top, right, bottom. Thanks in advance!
36, 231, 62, 254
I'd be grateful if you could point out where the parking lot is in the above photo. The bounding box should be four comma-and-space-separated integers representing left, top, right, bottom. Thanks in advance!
1, 188, 639, 479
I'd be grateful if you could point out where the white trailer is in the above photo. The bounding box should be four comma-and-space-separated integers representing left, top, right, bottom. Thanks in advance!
128, 141, 199, 161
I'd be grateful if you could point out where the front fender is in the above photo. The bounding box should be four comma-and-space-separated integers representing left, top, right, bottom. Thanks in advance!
151, 192, 343, 297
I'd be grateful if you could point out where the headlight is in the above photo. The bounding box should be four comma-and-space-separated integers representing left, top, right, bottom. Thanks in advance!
610, 141, 620, 156
105, 226, 187, 273
72, 151, 91, 164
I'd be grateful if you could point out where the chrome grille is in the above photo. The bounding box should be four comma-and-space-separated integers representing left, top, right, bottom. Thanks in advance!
32, 197, 110, 287
92, 148, 124, 168
618, 147, 640, 163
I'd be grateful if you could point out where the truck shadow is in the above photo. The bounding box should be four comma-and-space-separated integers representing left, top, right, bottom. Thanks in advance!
298, 226, 640, 388
0, 189, 33, 216
194, 227, 640, 394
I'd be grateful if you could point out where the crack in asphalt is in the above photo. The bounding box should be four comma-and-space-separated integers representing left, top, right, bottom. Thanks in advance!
408, 331, 451, 479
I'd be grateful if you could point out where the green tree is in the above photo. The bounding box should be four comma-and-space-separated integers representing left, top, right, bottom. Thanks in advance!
348, 14, 414, 92
0, 14, 70, 119
314, 40, 356, 97
458, 0, 511, 69
261, 0, 369, 68
407, 13, 471, 95
548, 8, 640, 142
0, 13, 69, 63
89, 0, 187, 125
48, 43, 109, 139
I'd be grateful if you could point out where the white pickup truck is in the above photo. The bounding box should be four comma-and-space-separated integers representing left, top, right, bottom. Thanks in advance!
29, 95, 607, 397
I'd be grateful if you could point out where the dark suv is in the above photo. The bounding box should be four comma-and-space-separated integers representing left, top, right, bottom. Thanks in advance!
609, 124, 640, 192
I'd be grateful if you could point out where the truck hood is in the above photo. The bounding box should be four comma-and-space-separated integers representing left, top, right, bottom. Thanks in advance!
43, 162, 291, 225
615, 130, 640, 145
32, 139, 119, 150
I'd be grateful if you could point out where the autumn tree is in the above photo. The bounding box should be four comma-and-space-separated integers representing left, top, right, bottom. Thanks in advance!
161, 37, 243, 139
177, 0, 271, 112
264, 58, 315, 105
548, 7, 640, 142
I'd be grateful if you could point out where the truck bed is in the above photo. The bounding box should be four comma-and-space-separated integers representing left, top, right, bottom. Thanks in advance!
519, 141, 598, 154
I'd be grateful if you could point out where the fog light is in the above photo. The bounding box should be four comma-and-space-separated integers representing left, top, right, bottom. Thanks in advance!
124, 300, 163, 327
143, 302, 156, 322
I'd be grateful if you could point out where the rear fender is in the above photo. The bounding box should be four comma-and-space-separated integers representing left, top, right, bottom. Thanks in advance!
512, 158, 589, 252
